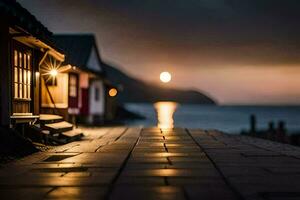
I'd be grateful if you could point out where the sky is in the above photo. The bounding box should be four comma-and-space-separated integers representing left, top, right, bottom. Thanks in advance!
19, 0, 300, 105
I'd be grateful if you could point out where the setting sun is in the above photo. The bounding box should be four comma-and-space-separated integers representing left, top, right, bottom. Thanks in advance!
160, 71, 172, 83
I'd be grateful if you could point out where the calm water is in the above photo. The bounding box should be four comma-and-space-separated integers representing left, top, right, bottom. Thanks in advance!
123, 102, 300, 134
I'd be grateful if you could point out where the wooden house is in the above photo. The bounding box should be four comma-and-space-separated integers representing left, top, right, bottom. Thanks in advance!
0, 1, 83, 143
50, 34, 117, 124
0, 0, 65, 128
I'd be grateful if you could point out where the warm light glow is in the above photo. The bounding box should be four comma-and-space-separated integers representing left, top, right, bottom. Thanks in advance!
160, 71, 172, 83
154, 101, 178, 129
109, 88, 118, 97
49, 69, 58, 77
40, 56, 63, 85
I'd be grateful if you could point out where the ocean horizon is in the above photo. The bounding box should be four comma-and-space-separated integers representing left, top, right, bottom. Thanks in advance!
123, 103, 300, 134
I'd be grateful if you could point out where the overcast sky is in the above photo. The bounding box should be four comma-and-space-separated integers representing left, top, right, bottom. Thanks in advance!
19, 0, 300, 104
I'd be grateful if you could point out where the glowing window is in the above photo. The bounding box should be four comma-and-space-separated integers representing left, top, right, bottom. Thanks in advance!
69, 74, 77, 97
13, 50, 31, 100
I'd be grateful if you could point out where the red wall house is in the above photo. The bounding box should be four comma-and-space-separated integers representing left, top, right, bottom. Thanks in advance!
52, 34, 109, 124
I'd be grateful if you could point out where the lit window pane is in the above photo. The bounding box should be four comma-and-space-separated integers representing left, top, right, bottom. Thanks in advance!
19, 68, 22, 84
24, 70, 27, 85
14, 67, 18, 83
69, 75, 77, 97
24, 70, 27, 98
28, 84, 30, 98
27, 55, 31, 70
24, 84, 27, 99
70, 86, 77, 97
14, 83, 18, 98
70, 75, 76, 85
19, 52, 22, 68
27, 71, 31, 99
14, 50, 18, 66
24, 53, 27, 69
28, 71, 31, 85
19, 83, 22, 98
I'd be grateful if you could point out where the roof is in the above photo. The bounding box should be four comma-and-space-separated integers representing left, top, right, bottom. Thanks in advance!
53, 34, 105, 75
0, 0, 52, 43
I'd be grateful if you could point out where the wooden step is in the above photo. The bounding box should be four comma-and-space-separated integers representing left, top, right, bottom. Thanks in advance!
40, 114, 63, 124
44, 121, 73, 133
61, 129, 84, 142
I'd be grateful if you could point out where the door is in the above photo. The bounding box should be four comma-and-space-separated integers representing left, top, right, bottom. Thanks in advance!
12, 41, 33, 115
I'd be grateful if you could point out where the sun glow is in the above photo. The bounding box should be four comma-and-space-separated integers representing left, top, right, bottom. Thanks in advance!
154, 101, 178, 129
160, 71, 172, 83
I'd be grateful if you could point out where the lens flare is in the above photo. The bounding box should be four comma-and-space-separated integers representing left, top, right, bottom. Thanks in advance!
109, 88, 118, 97
49, 69, 58, 77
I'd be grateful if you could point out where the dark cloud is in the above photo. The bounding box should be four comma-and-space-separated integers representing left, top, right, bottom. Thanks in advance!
18, 0, 300, 68
17, 0, 300, 104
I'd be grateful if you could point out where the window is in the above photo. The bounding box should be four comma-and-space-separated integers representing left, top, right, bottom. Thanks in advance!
69, 74, 77, 97
95, 87, 99, 101
13, 50, 31, 100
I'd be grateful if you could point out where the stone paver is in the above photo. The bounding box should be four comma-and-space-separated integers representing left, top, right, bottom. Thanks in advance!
110, 128, 238, 200
1, 127, 300, 199
189, 129, 300, 200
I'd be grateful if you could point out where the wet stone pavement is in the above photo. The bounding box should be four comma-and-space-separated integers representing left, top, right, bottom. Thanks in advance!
1, 127, 300, 199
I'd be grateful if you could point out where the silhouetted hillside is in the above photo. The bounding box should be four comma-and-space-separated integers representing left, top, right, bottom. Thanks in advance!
103, 64, 216, 104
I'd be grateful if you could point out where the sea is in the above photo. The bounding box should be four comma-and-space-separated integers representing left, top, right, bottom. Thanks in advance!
123, 102, 300, 134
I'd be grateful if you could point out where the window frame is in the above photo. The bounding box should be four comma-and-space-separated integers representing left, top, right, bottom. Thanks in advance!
12, 44, 32, 101
69, 73, 78, 98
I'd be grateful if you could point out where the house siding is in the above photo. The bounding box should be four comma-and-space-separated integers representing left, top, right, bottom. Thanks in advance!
41, 73, 69, 109
0, 20, 10, 127
89, 80, 105, 117
87, 46, 102, 72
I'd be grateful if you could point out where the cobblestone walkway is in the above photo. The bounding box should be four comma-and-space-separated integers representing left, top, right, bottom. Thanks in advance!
1, 127, 300, 199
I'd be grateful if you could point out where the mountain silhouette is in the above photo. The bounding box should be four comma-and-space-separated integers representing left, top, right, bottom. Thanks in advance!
103, 63, 216, 105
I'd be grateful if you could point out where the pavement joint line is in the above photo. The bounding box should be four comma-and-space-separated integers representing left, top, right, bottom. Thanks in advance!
186, 128, 244, 200
208, 131, 225, 144
93, 127, 122, 152
6, 127, 300, 199
166, 157, 172, 165
60, 172, 67, 177
96, 127, 112, 139
94, 145, 103, 152
98, 129, 111, 139
98, 135, 104, 139
237, 135, 287, 156
163, 143, 169, 152
44, 186, 57, 197
62, 144, 80, 152
114, 127, 129, 142
104, 128, 141, 200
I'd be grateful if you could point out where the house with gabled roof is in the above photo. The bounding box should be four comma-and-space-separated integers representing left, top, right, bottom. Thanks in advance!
0, 0, 65, 127
46, 34, 117, 124
0, 0, 84, 143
